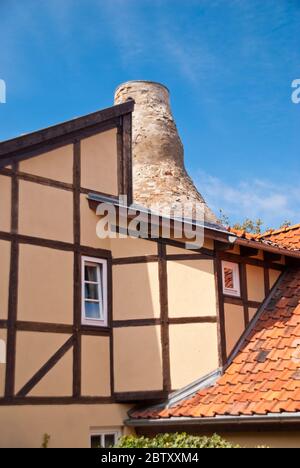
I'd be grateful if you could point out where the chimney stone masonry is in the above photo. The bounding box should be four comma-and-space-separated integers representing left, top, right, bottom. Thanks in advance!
114, 80, 218, 225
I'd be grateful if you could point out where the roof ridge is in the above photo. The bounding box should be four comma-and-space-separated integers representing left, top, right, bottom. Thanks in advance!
259, 223, 300, 238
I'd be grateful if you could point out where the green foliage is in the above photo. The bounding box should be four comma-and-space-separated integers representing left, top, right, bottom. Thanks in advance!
232, 218, 264, 235
219, 209, 230, 227
41, 433, 50, 449
114, 432, 239, 448
279, 220, 292, 229
218, 210, 292, 235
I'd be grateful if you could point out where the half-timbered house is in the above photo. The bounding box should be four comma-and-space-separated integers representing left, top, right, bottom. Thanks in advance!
1, 81, 300, 448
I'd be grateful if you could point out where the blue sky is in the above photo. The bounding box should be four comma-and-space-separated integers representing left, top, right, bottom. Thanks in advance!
0, 0, 299, 229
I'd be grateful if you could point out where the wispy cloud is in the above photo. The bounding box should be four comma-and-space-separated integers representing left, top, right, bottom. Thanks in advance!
195, 171, 300, 228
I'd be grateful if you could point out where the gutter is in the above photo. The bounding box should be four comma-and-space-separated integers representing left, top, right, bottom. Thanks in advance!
87, 193, 236, 245
125, 413, 300, 428
88, 193, 300, 260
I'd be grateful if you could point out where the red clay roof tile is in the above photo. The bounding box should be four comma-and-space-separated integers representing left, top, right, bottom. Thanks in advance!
229, 224, 300, 251
131, 268, 300, 421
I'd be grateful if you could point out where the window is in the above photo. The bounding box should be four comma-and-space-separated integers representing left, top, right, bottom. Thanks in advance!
90, 429, 121, 449
82, 257, 108, 327
222, 261, 241, 297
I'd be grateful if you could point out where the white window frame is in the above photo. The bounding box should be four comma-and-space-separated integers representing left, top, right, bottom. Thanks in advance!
90, 428, 121, 449
222, 261, 241, 297
82, 256, 108, 327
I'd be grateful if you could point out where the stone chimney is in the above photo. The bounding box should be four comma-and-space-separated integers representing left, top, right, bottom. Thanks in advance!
114, 80, 218, 224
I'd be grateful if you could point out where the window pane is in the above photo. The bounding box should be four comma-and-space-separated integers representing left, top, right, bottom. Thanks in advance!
85, 301, 101, 319
104, 434, 116, 448
91, 436, 102, 449
85, 265, 98, 282
224, 267, 234, 289
85, 283, 99, 300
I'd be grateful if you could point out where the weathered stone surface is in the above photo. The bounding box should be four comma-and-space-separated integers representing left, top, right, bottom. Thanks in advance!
114, 80, 218, 224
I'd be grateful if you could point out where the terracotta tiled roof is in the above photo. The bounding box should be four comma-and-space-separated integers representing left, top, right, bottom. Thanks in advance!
229, 224, 300, 251
131, 268, 300, 420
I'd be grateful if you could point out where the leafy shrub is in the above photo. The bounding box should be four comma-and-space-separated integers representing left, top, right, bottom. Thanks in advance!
41, 433, 51, 449
114, 432, 239, 448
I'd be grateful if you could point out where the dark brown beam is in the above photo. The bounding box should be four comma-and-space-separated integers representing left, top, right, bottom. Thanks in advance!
113, 319, 161, 328
16, 321, 73, 334
73, 141, 81, 399
158, 241, 171, 393
214, 252, 227, 367
0, 101, 134, 162
168, 316, 217, 325
240, 245, 259, 258
5, 162, 19, 398
113, 256, 158, 265
115, 390, 169, 403
263, 251, 282, 263
214, 240, 235, 252
219, 251, 284, 271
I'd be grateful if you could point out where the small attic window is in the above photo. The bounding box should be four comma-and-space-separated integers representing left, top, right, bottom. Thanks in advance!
222, 261, 241, 297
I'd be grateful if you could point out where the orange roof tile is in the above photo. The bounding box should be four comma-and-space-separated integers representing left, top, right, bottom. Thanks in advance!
229, 224, 300, 251
131, 268, 300, 420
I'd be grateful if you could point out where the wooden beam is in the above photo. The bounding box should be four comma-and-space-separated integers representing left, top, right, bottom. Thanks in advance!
168, 316, 217, 325
214, 249, 227, 367
73, 141, 81, 399
115, 390, 169, 403
113, 255, 158, 265
113, 319, 161, 328
0, 101, 134, 164
214, 240, 235, 252
263, 251, 282, 263
5, 162, 19, 398
240, 245, 259, 258
158, 241, 171, 393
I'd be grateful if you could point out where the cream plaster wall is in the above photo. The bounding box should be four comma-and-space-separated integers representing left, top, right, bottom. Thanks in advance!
19, 180, 73, 242
220, 431, 300, 448
248, 307, 258, 322
246, 265, 265, 302
0, 329, 6, 397
81, 129, 118, 195
113, 263, 160, 320
0, 175, 11, 232
169, 323, 219, 389
224, 303, 245, 356
0, 404, 131, 448
80, 194, 111, 250
0, 240, 10, 321
111, 237, 157, 258
18, 244, 73, 324
114, 326, 162, 392
81, 336, 111, 397
167, 260, 216, 318
269, 269, 282, 289
19, 145, 73, 184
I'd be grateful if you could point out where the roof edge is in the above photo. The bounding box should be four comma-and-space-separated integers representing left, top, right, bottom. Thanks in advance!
236, 236, 300, 259
0, 100, 134, 161
126, 413, 300, 428
88, 193, 235, 246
